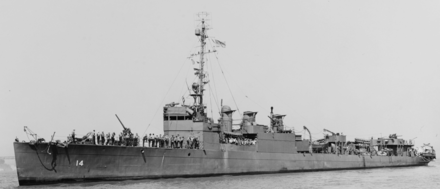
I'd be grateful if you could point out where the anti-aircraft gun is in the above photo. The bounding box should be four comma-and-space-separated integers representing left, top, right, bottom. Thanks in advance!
267, 107, 288, 133
115, 114, 134, 146
323, 128, 345, 142
115, 114, 132, 135
322, 128, 346, 154
323, 129, 335, 136
388, 133, 401, 139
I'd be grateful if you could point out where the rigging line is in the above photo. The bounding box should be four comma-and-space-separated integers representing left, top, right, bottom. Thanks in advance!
245, 95, 266, 110
179, 40, 203, 100
208, 48, 266, 112
220, 67, 266, 110
213, 52, 241, 117
204, 57, 213, 117
182, 78, 191, 100
209, 83, 214, 119
290, 109, 312, 127
203, 54, 220, 113
206, 39, 223, 105
227, 74, 310, 124
208, 83, 220, 113
208, 69, 221, 112
180, 76, 198, 102
143, 58, 188, 135
177, 63, 194, 101
206, 40, 220, 103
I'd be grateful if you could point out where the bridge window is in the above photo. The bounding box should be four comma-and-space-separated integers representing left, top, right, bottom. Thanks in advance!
164, 116, 188, 121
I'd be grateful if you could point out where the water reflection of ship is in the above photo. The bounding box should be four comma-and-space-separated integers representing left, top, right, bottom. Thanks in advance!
13, 12, 435, 186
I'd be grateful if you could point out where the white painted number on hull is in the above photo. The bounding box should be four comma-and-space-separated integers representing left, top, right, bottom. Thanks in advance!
76, 160, 84, 166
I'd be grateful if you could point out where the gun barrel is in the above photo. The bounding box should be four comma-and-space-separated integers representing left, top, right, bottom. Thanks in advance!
323, 129, 335, 135
115, 114, 127, 130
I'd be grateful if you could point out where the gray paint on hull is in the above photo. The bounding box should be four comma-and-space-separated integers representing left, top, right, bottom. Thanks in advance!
13, 143, 430, 185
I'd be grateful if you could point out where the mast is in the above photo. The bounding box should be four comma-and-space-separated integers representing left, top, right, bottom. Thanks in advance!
193, 12, 210, 121
199, 17, 206, 109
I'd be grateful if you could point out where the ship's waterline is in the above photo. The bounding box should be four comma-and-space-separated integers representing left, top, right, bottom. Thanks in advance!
14, 142, 430, 185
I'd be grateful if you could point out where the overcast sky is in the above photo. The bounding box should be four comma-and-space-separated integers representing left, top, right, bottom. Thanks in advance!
1, 1, 439, 156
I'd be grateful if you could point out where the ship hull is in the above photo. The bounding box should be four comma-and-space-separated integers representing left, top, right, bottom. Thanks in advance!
14, 142, 430, 185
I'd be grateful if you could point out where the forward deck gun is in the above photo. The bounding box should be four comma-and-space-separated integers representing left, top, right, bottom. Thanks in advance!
115, 114, 132, 135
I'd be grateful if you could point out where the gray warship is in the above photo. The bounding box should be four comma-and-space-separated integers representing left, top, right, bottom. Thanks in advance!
13, 14, 436, 185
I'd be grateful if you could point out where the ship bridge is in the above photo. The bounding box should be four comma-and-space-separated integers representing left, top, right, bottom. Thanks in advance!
163, 105, 220, 142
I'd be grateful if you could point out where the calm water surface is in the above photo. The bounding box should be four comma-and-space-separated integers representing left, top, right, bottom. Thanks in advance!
1, 160, 439, 189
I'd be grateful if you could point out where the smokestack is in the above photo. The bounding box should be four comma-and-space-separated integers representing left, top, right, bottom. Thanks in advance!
221, 106, 233, 133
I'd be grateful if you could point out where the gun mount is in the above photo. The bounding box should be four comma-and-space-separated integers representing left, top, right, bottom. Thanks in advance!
268, 106, 287, 133
323, 128, 346, 143
388, 133, 402, 139
115, 114, 132, 135
323, 129, 335, 136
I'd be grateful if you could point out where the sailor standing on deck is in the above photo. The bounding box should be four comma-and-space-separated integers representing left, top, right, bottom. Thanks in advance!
98, 132, 101, 145
111, 132, 115, 145
164, 135, 169, 148
106, 132, 110, 145
188, 136, 192, 149
176, 136, 179, 148
170, 135, 175, 148
162, 135, 165, 148
96, 132, 99, 145
72, 130, 76, 143
160, 135, 163, 148
143, 134, 147, 147
96, 132, 100, 145
176, 136, 180, 148
92, 130, 96, 145
180, 136, 184, 149
194, 137, 198, 149
155, 134, 159, 148
101, 132, 105, 145
158, 134, 162, 148
135, 133, 139, 146
100, 132, 104, 145
119, 132, 123, 146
